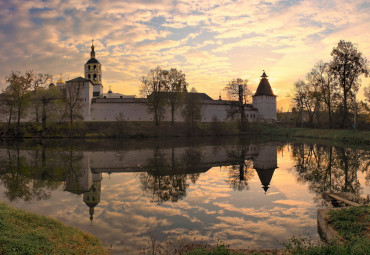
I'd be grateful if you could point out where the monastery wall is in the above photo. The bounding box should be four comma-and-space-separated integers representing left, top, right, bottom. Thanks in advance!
88, 99, 258, 123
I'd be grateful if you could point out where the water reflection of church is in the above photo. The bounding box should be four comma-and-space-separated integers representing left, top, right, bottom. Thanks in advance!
64, 143, 278, 222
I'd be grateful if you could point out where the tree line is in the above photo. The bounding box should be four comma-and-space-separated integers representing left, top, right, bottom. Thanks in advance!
292, 40, 369, 129
0, 71, 88, 136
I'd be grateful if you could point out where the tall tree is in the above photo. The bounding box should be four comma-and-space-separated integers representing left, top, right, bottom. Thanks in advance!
224, 78, 250, 130
310, 61, 339, 128
63, 81, 84, 133
330, 40, 368, 128
167, 68, 187, 124
5, 71, 33, 130
182, 88, 202, 130
31, 73, 52, 123
0, 86, 16, 127
35, 86, 62, 136
139, 66, 169, 126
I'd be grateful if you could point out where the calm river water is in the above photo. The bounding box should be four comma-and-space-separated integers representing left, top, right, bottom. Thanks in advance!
0, 137, 368, 254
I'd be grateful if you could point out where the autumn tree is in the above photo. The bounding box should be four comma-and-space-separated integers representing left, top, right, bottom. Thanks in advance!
330, 40, 368, 128
5, 71, 33, 130
167, 68, 188, 124
0, 86, 16, 127
224, 78, 250, 130
140, 66, 169, 126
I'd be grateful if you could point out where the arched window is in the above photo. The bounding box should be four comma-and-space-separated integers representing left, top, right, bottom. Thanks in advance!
94, 65, 96, 70
88, 65, 90, 70
88, 74, 91, 79
93, 74, 97, 80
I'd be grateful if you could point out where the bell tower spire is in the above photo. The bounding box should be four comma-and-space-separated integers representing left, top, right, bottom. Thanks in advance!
85, 40, 103, 97
91, 39, 95, 58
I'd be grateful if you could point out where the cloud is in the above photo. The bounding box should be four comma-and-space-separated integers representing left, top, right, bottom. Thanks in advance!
0, 0, 368, 107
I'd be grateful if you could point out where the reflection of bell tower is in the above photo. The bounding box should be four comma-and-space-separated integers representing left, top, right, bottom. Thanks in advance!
83, 173, 102, 223
253, 143, 278, 193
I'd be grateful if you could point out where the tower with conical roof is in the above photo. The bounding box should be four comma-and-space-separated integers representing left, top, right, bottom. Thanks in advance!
253, 71, 277, 122
84, 41, 103, 97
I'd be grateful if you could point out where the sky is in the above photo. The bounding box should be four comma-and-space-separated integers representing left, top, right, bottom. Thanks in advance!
0, 0, 369, 110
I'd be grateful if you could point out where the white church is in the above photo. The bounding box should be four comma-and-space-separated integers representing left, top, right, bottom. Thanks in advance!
55, 43, 277, 123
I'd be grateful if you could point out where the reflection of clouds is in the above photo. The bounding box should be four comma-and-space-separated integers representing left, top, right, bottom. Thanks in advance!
273, 199, 312, 207
0, 149, 320, 254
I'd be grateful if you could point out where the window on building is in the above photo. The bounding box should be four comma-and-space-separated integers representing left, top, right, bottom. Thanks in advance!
88, 65, 90, 70
94, 65, 96, 70
88, 74, 91, 79
94, 74, 97, 80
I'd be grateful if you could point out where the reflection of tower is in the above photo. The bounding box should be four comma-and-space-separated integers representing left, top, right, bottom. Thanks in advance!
253, 143, 278, 193
83, 173, 102, 223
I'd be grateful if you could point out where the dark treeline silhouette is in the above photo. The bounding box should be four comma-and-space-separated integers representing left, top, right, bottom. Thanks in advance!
290, 40, 369, 129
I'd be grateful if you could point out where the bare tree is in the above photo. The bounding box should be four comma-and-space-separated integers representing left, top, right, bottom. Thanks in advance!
330, 40, 369, 128
309, 61, 339, 128
63, 81, 84, 132
167, 68, 187, 124
140, 66, 169, 126
224, 78, 250, 130
35, 86, 62, 136
31, 73, 52, 123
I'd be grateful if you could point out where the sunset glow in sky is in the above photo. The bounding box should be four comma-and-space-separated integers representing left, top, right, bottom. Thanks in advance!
0, 0, 369, 110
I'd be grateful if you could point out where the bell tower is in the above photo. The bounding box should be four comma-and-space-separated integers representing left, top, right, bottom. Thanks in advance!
84, 40, 103, 97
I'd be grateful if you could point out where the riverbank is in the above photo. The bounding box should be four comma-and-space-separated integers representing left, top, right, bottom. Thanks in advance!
0, 201, 109, 255
259, 124, 370, 147
1, 121, 370, 147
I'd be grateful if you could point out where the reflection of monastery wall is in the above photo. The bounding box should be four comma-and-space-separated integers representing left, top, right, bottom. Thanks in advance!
89, 145, 259, 173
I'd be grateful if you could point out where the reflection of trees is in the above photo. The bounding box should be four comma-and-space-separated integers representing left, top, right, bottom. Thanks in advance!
61, 148, 85, 193
139, 147, 201, 204
0, 146, 64, 202
225, 145, 254, 191
291, 143, 369, 201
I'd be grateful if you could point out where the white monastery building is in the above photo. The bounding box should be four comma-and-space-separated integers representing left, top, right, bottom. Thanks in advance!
57, 43, 276, 123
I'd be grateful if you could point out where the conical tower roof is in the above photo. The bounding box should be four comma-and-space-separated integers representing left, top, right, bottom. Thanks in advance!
254, 71, 275, 96
255, 168, 276, 193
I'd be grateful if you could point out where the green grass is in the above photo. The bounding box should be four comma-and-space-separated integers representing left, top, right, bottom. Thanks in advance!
0, 201, 109, 255
260, 124, 370, 146
328, 205, 370, 241
283, 205, 370, 255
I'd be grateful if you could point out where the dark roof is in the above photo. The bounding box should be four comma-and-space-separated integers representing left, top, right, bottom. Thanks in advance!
86, 58, 100, 64
66, 77, 91, 83
148, 92, 213, 100
254, 72, 275, 96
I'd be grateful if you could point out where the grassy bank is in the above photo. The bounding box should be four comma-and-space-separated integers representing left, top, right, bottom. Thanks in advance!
184, 206, 370, 255
259, 124, 370, 146
0, 121, 243, 138
0, 201, 109, 255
